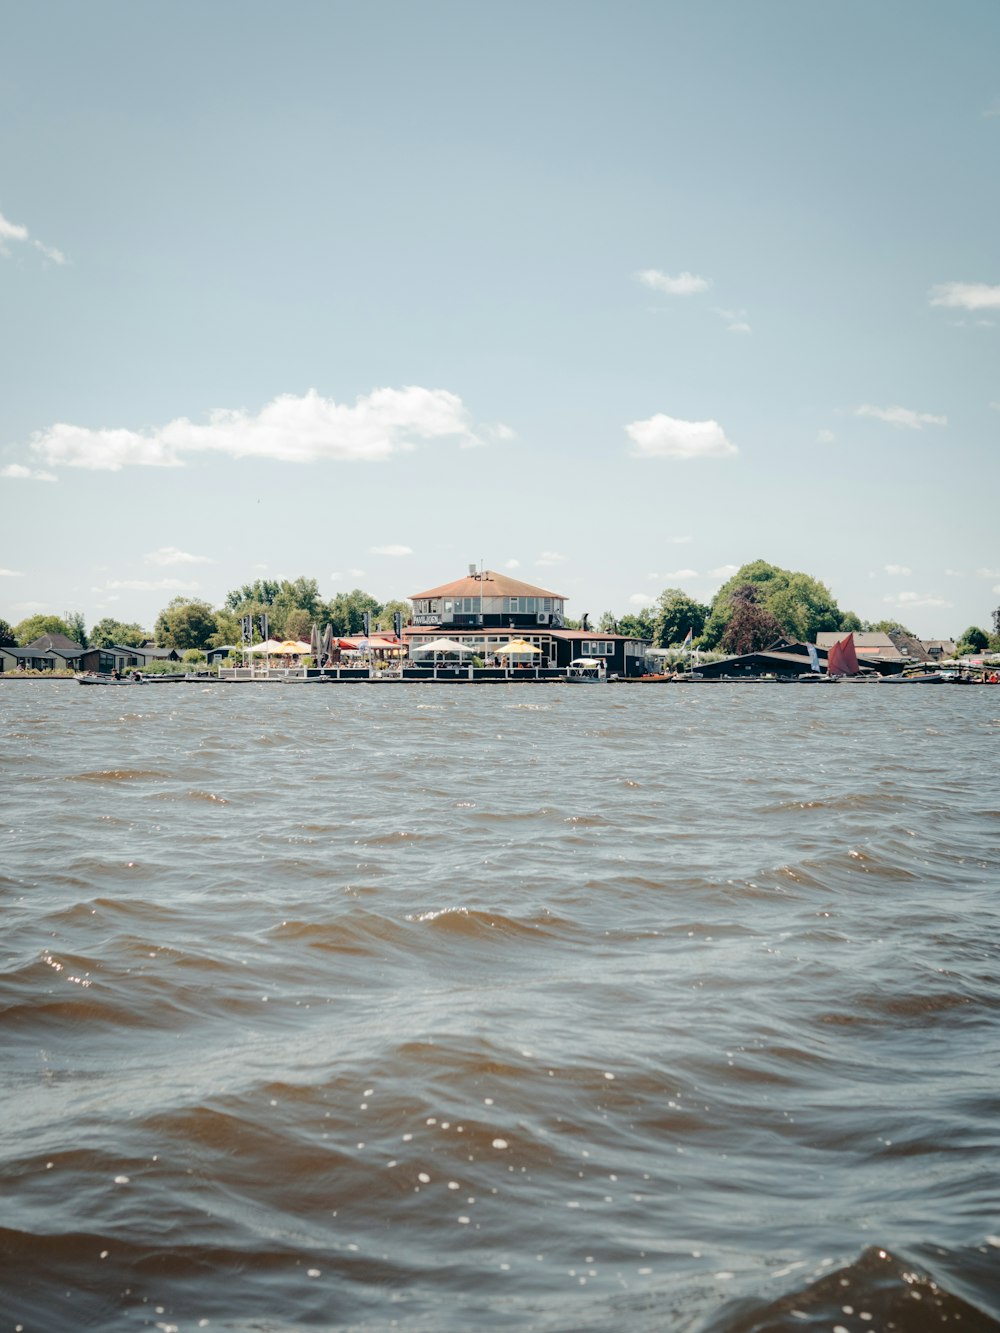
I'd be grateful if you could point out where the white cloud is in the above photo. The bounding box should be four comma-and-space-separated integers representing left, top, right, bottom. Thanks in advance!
370, 544, 412, 556
648, 568, 698, 581
536, 551, 565, 567
101, 578, 201, 592
0, 212, 28, 243
817, 429, 836, 445
28, 387, 483, 471
628, 593, 655, 607
0, 209, 66, 264
929, 281, 1000, 311
710, 564, 740, 579
1, 463, 57, 481
976, 567, 1000, 579
504, 559, 520, 569
666, 535, 693, 544
330, 568, 367, 581
145, 546, 212, 566
0, 568, 24, 577
855, 404, 947, 430
32, 239, 66, 264
884, 564, 912, 576
714, 307, 752, 334
637, 268, 710, 296
487, 423, 516, 442
627, 413, 738, 460
883, 591, 952, 610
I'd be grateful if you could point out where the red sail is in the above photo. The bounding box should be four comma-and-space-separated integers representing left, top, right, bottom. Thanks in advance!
827, 640, 844, 675
839, 633, 859, 675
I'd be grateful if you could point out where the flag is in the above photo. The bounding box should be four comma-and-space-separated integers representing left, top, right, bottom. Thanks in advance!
807, 643, 820, 672
682, 628, 693, 651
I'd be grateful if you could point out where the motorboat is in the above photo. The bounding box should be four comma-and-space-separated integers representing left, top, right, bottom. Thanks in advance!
566, 658, 606, 683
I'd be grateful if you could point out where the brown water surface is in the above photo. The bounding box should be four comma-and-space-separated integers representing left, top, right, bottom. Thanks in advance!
2, 681, 999, 1330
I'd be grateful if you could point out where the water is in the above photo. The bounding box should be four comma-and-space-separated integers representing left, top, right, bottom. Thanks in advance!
2, 679, 999, 1331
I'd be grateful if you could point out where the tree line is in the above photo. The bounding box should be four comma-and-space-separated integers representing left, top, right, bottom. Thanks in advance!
3, 560, 999, 657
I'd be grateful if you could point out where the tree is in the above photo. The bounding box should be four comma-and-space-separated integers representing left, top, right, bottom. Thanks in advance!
618, 609, 655, 639
63, 610, 88, 646
375, 599, 412, 634
14, 614, 72, 645
155, 597, 219, 650
283, 607, 314, 642
325, 589, 382, 636
840, 611, 862, 632
701, 560, 845, 648
0, 618, 17, 648
720, 584, 785, 655
225, 576, 321, 617
208, 609, 244, 650
89, 618, 148, 649
652, 588, 708, 648
225, 579, 281, 611
862, 619, 915, 636
957, 625, 989, 654
597, 611, 618, 633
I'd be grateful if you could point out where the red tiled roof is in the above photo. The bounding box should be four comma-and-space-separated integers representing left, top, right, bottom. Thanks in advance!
409, 569, 566, 600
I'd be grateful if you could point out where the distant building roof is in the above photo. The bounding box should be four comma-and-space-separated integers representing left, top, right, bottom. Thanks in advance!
816, 632, 906, 661
410, 569, 566, 601
22, 633, 85, 653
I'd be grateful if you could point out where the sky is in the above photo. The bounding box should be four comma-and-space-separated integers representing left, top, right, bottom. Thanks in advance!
1, 0, 998, 640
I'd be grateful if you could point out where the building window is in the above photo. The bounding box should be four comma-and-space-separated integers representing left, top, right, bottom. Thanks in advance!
581, 641, 615, 656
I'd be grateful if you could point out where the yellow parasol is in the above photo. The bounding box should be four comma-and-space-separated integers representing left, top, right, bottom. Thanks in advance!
495, 639, 541, 655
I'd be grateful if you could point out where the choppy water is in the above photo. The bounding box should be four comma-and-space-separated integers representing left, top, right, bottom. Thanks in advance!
2, 679, 999, 1332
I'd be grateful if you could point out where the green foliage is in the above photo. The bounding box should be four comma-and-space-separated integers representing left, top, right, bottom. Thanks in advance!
89, 618, 148, 649
223, 577, 322, 641
652, 588, 708, 648
617, 609, 655, 639
720, 584, 786, 655
701, 560, 844, 648
133, 659, 185, 675
283, 607, 314, 642
64, 610, 88, 646
155, 597, 219, 650
0, 618, 16, 647
208, 609, 244, 650
14, 614, 72, 645
373, 599, 412, 635
840, 611, 862, 632
182, 648, 207, 663
224, 579, 282, 610
957, 625, 989, 654
325, 589, 382, 636
597, 611, 618, 633
862, 619, 915, 635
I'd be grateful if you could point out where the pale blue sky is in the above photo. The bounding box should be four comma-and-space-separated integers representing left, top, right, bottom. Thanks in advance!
2, 0, 998, 638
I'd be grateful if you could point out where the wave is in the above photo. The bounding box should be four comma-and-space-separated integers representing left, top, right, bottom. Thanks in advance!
711, 1245, 1000, 1332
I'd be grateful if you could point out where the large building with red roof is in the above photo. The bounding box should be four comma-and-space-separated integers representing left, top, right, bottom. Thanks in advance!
404, 568, 651, 676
